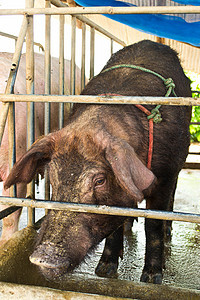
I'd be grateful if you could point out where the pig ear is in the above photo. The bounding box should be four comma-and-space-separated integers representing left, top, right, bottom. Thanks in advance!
4, 135, 55, 190
105, 138, 156, 203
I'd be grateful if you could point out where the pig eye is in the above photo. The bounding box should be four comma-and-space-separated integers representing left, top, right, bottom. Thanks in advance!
94, 176, 106, 187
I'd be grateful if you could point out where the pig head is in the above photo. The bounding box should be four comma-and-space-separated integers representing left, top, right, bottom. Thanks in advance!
4, 121, 155, 281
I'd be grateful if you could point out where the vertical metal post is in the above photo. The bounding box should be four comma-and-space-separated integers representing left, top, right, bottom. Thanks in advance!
26, 0, 35, 226
44, 0, 51, 201
8, 102, 16, 198
81, 22, 86, 91
70, 16, 76, 96
110, 38, 114, 56
90, 27, 95, 79
59, 14, 64, 130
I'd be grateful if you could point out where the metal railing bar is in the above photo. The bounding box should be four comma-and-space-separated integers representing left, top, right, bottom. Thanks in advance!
0, 206, 45, 229
192, 90, 200, 94
188, 152, 200, 155
110, 38, 114, 56
90, 26, 95, 79
81, 22, 86, 91
0, 94, 199, 106
44, 2, 51, 126
44, 0, 51, 203
75, 15, 126, 47
50, 0, 126, 47
70, 16, 76, 96
8, 102, 16, 197
0, 31, 44, 51
26, 0, 35, 226
0, 196, 199, 223
184, 162, 200, 169
0, 31, 21, 40
0, 6, 199, 15
59, 14, 65, 129
0, 206, 21, 220
50, 0, 67, 7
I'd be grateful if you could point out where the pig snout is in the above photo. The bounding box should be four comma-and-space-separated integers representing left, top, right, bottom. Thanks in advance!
29, 211, 95, 281
29, 210, 125, 281
29, 241, 87, 281
30, 243, 69, 269
29, 244, 71, 281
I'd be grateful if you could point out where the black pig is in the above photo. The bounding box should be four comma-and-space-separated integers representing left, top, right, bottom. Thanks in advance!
5, 40, 192, 284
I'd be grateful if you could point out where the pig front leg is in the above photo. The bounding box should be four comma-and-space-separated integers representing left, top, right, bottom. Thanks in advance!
140, 178, 177, 284
95, 225, 123, 278
0, 183, 26, 247
165, 178, 178, 241
141, 218, 164, 284
0, 206, 22, 247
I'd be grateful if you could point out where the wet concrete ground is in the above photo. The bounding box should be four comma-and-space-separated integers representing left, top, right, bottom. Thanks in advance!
73, 169, 200, 291
0, 168, 200, 292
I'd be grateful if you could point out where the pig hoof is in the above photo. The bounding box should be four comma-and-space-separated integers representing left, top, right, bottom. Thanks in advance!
95, 261, 118, 278
140, 271, 150, 283
152, 273, 162, 284
140, 271, 162, 284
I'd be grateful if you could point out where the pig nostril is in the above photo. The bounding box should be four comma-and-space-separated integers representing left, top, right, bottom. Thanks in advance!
29, 255, 46, 267
29, 255, 67, 269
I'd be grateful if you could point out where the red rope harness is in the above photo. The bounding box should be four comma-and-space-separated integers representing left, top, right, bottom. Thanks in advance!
134, 104, 153, 169
98, 94, 154, 169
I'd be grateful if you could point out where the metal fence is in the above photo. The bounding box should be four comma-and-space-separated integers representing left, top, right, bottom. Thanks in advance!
0, 0, 199, 224
0, 1, 200, 297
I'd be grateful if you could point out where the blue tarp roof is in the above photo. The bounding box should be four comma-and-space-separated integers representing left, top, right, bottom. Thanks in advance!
75, 0, 200, 47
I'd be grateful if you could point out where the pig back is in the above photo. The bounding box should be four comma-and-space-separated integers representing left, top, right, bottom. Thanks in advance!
75, 40, 191, 177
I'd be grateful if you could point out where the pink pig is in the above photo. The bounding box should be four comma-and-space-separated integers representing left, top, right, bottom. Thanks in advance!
0, 52, 82, 246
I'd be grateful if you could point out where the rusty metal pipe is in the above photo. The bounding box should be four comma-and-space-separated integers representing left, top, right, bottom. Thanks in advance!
0, 196, 199, 224
0, 6, 200, 15
59, 14, 65, 129
44, 0, 51, 204
8, 102, 16, 197
70, 16, 76, 96
90, 27, 95, 79
26, 0, 35, 226
0, 94, 198, 106
81, 22, 86, 91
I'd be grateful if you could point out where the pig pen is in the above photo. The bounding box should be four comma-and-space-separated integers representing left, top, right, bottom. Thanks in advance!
0, 2, 200, 299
